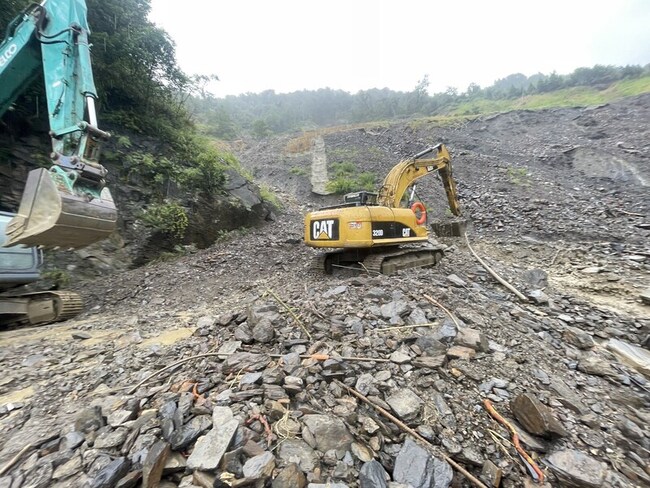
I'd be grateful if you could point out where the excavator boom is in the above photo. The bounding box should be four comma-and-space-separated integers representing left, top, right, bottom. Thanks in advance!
378, 144, 460, 215
0, 0, 116, 248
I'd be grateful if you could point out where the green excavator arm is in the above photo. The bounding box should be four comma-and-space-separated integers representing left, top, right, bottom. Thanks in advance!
0, 0, 116, 248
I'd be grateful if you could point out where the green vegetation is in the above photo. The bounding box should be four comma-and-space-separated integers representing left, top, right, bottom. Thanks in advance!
140, 202, 189, 239
289, 166, 308, 176
326, 162, 376, 194
42, 269, 71, 288
451, 76, 650, 116
187, 65, 650, 138
506, 167, 531, 186
260, 184, 282, 209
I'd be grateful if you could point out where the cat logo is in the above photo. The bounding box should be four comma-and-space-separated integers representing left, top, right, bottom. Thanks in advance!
311, 219, 338, 240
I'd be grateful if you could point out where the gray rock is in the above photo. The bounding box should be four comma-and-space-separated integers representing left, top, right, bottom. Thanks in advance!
284, 375, 304, 393
406, 307, 428, 326
454, 328, 488, 352
323, 285, 348, 298
389, 350, 411, 364
522, 268, 548, 288
196, 315, 216, 328
640, 288, 650, 305
234, 324, 254, 344
115, 471, 142, 488
548, 378, 588, 415
142, 441, 170, 488
412, 356, 445, 369
616, 417, 644, 441
381, 300, 409, 319
545, 449, 607, 487
186, 418, 238, 470
447, 274, 466, 287
277, 439, 318, 471
511, 393, 567, 439
360, 460, 389, 488
23, 462, 53, 488
480, 460, 502, 487
386, 389, 423, 423
170, 415, 212, 450
528, 289, 549, 305
240, 372, 263, 385
393, 439, 452, 488
242, 451, 275, 479
272, 463, 307, 488
415, 336, 447, 356
108, 407, 138, 428
75, 406, 105, 434
72, 331, 92, 340
91, 457, 131, 488
213, 406, 234, 424
60, 431, 85, 451
252, 317, 275, 343
351, 442, 374, 462
222, 352, 271, 374
431, 320, 457, 343
52, 454, 82, 480
302, 414, 353, 452
365, 287, 390, 300
94, 428, 128, 449
563, 327, 595, 350
355, 373, 375, 395
307, 484, 349, 488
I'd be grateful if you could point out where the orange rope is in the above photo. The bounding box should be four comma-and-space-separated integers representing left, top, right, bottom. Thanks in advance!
483, 399, 545, 483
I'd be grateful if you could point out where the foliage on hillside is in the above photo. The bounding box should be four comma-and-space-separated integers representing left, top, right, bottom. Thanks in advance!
0, 0, 233, 222
0, 0, 267, 246
189, 65, 650, 139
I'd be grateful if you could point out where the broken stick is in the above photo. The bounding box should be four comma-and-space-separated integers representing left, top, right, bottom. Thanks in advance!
335, 380, 488, 488
463, 233, 528, 303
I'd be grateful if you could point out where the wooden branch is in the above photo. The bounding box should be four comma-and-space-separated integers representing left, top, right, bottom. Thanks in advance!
422, 295, 462, 329
266, 288, 313, 341
464, 233, 528, 303
335, 380, 488, 488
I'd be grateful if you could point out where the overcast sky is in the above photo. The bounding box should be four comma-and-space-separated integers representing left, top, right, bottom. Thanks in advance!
149, 0, 650, 98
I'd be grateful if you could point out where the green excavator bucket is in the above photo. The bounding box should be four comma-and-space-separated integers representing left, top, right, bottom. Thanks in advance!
4, 168, 117, 249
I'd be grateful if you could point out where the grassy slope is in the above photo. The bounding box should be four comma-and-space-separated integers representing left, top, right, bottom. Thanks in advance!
448, 76, 650, 116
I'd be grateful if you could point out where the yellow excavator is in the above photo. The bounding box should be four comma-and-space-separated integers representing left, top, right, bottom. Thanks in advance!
304, 144, 461, 274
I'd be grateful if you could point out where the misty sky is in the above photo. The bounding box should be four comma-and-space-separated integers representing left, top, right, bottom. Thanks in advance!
149, 0, 650, 98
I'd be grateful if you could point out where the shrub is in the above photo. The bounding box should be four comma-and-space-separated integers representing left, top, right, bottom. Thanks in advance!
326, 161, 377, 194
140, 201, 189, 239
260, 184, 282, 209
289, 166, 309, 176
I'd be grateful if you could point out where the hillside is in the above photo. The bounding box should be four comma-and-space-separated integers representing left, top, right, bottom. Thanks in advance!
0, 94, 648, 487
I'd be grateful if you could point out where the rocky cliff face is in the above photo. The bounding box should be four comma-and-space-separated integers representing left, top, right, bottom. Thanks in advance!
0, 128, 275, 278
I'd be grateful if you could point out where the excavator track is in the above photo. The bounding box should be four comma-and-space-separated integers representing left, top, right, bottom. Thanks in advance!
48, 291, 84, 321
310, 244, 445, 276
0, 290, 83, 328
362, 244, 445, 275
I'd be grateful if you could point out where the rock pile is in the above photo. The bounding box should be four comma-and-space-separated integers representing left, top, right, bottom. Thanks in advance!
1, 94, 649, 487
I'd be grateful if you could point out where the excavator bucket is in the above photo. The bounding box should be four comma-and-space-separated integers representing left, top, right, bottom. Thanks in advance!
4, 168, 117, 249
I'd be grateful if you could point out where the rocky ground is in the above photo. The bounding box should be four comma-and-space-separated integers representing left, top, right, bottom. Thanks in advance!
0, 94, 648, 488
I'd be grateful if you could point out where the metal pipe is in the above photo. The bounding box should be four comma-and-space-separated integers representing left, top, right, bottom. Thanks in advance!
86, 96, 97, 127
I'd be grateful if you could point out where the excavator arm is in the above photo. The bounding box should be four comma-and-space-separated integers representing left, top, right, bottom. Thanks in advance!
0, 0, 116, 248
377, 144, 461, 216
